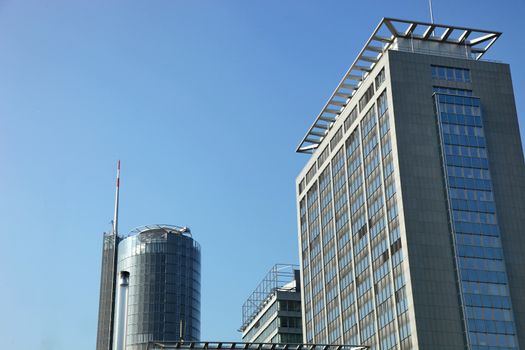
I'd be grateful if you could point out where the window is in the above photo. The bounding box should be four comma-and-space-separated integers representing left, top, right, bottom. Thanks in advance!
377, 90, 388, 116
330, 126, 343, 151
306, 163, 317, 185
359, 84, 375, 111
317, 146, 330, 169
431, 65, 471, 82
375, 68, 385, 88
344, 106, 358, 132
433, 86, 473, 96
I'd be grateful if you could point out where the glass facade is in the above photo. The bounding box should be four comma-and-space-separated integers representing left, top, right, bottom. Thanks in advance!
115, 226, 201, 350
435, 92, 519, 350
299, 71, 411, 349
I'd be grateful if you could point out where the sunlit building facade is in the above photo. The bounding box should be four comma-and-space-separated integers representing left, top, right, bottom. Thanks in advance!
295, 18, 525, 350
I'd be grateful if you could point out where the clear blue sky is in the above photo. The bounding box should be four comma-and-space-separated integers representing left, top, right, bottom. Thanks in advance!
0, 1, 523, 349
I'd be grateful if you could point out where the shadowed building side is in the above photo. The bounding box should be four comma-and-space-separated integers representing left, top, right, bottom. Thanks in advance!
97, 232, 122, 350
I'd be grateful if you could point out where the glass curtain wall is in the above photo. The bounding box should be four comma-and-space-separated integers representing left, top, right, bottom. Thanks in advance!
116, 230, 201, 350
434, 91, 519, 350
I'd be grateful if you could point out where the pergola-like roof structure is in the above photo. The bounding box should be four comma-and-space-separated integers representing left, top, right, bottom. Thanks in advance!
296, 17, 501, 154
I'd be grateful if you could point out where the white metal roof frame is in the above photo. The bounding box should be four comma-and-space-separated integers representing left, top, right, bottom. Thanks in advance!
296, 17, 501, 154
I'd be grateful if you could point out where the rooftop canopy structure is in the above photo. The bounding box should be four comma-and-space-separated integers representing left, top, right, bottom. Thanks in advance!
147, 341, 368, 350
296, 17, 501, 154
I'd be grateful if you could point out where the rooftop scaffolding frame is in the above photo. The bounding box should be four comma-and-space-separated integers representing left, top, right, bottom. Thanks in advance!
240, 264, 299, 332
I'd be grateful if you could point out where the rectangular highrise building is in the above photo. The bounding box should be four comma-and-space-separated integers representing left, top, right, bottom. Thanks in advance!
295, 18, 525, 350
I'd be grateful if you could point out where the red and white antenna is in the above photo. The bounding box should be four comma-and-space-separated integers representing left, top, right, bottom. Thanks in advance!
113, 160, 120, 235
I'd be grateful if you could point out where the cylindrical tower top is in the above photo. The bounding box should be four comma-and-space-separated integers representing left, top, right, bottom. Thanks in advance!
115, 224, 201, 349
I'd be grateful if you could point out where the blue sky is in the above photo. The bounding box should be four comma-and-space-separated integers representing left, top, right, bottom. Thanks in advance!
0, 1, 524, 349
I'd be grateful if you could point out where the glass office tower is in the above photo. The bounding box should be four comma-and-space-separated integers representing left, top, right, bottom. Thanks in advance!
98, 224, 201, 350
295, 18, 524, 350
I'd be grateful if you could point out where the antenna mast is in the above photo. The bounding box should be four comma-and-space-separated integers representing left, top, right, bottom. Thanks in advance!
113, 160, 121, 235
429, 0, 435, 24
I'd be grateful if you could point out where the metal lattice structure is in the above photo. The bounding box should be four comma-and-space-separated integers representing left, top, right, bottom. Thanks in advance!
126, 224, 192, 238
147, 341, 368, 350
240, 264, 299, 332
296, 17, 501, 154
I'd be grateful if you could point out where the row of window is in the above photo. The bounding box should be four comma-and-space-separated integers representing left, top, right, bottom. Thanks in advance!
433, 86, 473, 96
432, 65, 471, 82
464, 293, 513, 309
441, 113, 483, 127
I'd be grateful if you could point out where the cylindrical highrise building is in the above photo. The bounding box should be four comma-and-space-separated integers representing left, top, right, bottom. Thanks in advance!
112, 224, 201, 350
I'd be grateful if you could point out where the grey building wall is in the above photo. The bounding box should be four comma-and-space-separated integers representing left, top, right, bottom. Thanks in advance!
388, 49, 525, 348
468, 60, 525, 350
388, 50, 467, 350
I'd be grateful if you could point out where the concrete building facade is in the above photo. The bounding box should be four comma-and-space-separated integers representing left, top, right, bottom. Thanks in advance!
295, 18, 524, 350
